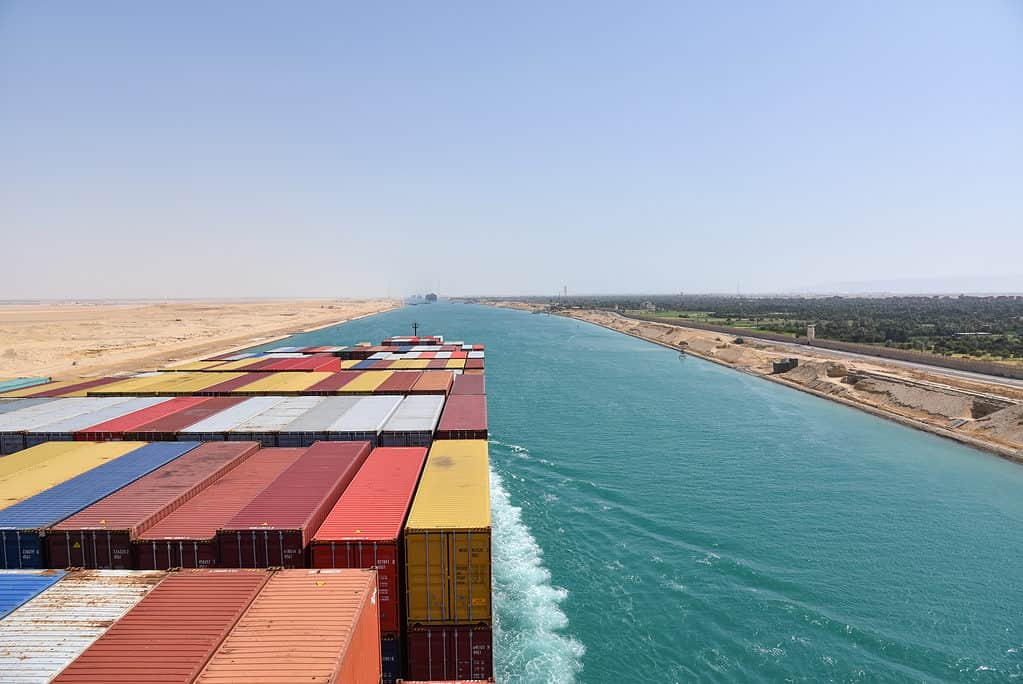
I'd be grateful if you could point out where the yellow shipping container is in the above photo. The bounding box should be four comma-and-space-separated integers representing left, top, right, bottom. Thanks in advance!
339, 371, 393, 395
445, 359, 466, 370
404, 440, 491, 625
162, 361, 224, 372
203, 357, 267, 372
339, 359, 361, 369
169, 372, 247, 394
0, 441, 146, 510
86, 373, 175, 396
233, 371, 334, 395
127, 372, 246, 395
392, 359, 431, 370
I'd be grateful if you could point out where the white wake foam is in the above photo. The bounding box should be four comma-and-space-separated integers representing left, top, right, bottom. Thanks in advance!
491, 467, 585, 683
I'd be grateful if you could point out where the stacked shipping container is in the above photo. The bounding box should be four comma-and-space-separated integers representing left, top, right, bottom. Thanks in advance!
47, 442, 258, 568
0, 335, 493, 682
311, 447, 429, 684
403, 440, 493, 681
217, 441, 371, 568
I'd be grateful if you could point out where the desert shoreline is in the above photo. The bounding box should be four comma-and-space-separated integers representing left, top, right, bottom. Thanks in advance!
0, 299, 400, 380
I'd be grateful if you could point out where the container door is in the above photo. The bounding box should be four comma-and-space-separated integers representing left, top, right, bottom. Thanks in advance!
405, 530, 449, 623
450, 530, 492, 623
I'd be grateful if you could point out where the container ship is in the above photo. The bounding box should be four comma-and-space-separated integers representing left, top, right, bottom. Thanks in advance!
0, 335, 494, 683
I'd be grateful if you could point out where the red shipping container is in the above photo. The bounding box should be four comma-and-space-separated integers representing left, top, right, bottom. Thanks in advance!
75, 396, 210, 440
33, 377, 122, 398
52, 570, 270, 683
451, 351, 468, 359
126, 396, 247, 440
372, 359, 398, 369
405, 624, 494, 681
134, 448, 306, 569
258, 357, 307, 372
198, 372, 266, 395
194, 569, 381, 684
426, 359, 449, 370
450, 375, 485, 396
236, 357, 285, 372
435, 395, 488, 440
217, 441, 372, 568
377, 371, 424, 395
47, 442, 259, 568
310, 447, 428, 633
262, 356, 342, 373
464, 359, 485, 370
411, 372, 454, 395
306, 371, 364, 394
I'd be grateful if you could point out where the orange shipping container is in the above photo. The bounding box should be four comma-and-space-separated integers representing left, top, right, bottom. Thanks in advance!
195, 569, 381, 684
53, 570, 270, 683
410, 371, 453, 396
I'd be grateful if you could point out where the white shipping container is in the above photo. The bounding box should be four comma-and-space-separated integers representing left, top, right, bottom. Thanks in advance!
382, 395, 445, 432
229, 396, 324, 432
0, 570, 165, 683
0, 398, 132, 432
328, 395, 402, 433
30, 397, 171, 434
282, 396, 360, 433
179, 396, 288, 433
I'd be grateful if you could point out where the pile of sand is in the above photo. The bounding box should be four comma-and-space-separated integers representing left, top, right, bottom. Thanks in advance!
964, 405, 1023, 448
780, 362, 849, 396
851, 377, 975, 420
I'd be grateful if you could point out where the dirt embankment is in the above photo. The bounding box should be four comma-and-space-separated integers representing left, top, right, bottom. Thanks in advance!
490, 303, 1023, 461
0, 299, 399, 379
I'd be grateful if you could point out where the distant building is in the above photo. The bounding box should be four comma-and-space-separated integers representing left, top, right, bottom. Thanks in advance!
807, 324, 816, 342
772, 358, 799, 374
641, 301, 656, 312
425, 293, 438, 303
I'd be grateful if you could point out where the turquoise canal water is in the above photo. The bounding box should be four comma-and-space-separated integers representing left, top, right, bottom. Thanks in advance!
255, 303, 1023, 683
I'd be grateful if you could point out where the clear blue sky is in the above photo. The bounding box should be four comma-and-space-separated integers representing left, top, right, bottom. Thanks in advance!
2, 2, 1021, 298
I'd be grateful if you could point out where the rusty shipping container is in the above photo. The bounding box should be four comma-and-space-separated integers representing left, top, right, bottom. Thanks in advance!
405, 624, 494, 682
310, 446, 429, 633
51, 569, 270, 683
194, 569, 381, 684
133, 448, 305, 569
47, 442, 259, 569
217, 441, 372, 568
0, 570, 165, 681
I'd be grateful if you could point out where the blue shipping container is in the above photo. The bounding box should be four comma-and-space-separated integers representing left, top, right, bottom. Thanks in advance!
0, 398, 53, 417
352, 359, 378, 370
0, 442, 200, 569
0, 378, 50, 395
0, 569, 65, 618
381, 634, 401, 684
